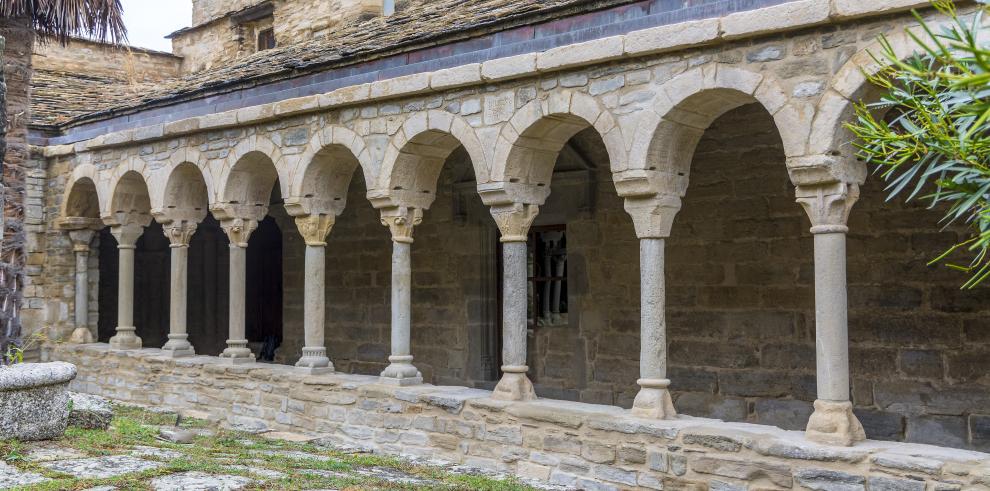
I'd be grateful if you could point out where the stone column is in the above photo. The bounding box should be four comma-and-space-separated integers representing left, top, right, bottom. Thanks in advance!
108, 218, 147, 350
797, 182, 866, 446
294, 213, 335, 374
490, 203, 539, 401
624, 194, 681, 419
379, 207, 423, 386
219, 217, 259, 364
161, 221, 198, 357
68, 229, 96, 344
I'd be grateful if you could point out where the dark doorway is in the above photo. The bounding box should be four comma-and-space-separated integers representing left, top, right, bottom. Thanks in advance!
97, 223, 171, 345
187, 215, 230, 356
246, 216, 283, 361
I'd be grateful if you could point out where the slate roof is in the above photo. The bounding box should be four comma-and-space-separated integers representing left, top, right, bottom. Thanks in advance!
31, 0, 634, 129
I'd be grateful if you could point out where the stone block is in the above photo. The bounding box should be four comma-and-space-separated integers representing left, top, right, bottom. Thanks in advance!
369, 73, 431, 99
481, 53, 537, 81
624, 19, 719, 56
971, 414, 990, 452
871, 453, 943, 475
906, 415, 968, 448
754, 399, 813, 431
853, 408, 904, 442
831, 0, 928, 19
867, 476, 926, 491
517, 461, 551, 481
691, 456, 792, 488
536, 36, 624, 72
793, 468, 865, 491
430, 64, 481, 90
594, 465, 638, 486
581, 441, 615, 464
898, 349, 944, 379
721, 0, 830, 40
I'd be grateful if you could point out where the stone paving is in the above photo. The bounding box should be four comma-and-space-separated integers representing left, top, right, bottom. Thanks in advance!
0, 402, 559, 490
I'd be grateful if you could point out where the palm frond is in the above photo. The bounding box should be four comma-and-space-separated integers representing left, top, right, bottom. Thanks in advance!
0, 0, 127, 46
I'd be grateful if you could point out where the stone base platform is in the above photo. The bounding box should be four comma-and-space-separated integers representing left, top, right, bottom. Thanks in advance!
53, 343, 990, 490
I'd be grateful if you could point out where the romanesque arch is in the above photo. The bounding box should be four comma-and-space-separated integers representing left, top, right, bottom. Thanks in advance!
108, 169, 153, 221
285, 126, 369, 217
216, 135, 288, 209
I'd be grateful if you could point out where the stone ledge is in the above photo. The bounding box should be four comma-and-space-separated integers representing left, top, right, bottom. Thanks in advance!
51, 343, 990, 490
44, 1, 943, 158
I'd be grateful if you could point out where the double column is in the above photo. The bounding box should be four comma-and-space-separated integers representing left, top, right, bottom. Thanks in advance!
797, 182, 866, 446
378, 206, 423, 386
104, 212, 151, 350
215, 208, 262, 364
623, 192, 682, 419
291, 212, 336, 374
490, 202, 539, 401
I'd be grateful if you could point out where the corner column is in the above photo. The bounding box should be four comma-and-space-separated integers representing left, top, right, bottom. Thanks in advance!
293, 213, 335, 374
379, 206, 423, 386
219, 217, 259, 364
161, 220, 198, 357
490, 203, 539, 401
68, 228, 97, 344
624, 194, 681, 419
106, 215, 149, 350
797, 182, 866, 446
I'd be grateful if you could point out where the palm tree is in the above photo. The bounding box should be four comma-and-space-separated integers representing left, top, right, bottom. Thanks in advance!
0, 0, 127, 362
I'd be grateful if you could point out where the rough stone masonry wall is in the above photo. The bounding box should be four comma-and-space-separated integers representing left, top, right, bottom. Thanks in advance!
56, 343, 990, 491
33, 39, 182, 83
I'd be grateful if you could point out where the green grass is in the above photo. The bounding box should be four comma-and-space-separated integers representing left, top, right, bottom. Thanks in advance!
1, 404, 540, 490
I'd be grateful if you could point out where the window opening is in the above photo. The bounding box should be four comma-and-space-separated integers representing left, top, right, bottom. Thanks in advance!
257, 28, 276, 51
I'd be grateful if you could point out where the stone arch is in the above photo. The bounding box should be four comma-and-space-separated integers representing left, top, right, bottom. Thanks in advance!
61, 164, 103, 219
286, 126, 369, 215
491, 91, 625, 197
108, 170, 152, 220
374, 110, 487, 210
628, 65, 810, 189
216, 135, 288, 206
156, 162, 210, 221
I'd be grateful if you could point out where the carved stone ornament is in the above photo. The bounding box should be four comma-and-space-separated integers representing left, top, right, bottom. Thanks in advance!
490, 203, 539, 243
295, 214, 336, 246
380, 207, 422, 244
796, 182, 860, 234
164, 221, 199, 248
68, 229, 96, 253
623, 193, 682, 239
220, 217, 259, 248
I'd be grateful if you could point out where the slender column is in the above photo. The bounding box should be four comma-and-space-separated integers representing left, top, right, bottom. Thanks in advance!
490, 203, 539, 401
797, 182, 866, 446
379, 207, 423, 386
624, 194, 680, 419
294, 214, 335, 374
108, 221, 146, 350
68, 229, 96, 344
219, 218, 258, 364
161, 221, 198, 357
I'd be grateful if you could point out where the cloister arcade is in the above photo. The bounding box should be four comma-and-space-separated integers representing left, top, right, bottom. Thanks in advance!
41, 18, 989, 456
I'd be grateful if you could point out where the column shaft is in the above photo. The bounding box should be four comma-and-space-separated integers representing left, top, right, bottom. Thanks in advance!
74, 251, 89, 329
814, 232, 849, 402
379, 240, 422, 385
220, 244, 253, 362
108, 245, 142, 350
163, 244, 194, 357
631, 238, 676, 419
491, 240, 536, 401
297, 244, 332, 372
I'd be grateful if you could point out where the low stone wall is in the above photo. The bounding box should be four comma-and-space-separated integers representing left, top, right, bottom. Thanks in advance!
54, 344, 990, 490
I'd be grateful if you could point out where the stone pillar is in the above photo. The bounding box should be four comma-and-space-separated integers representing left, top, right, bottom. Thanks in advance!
379, 207, 423, 386
490, 203, 539, 401
624, 194, 681, 419
107, 218, 147, 350
68, 229, 96, 344
797, 182, 866, 446
294, 213, 335, 374
219, 217, 259, 364
161, 221, 198, 357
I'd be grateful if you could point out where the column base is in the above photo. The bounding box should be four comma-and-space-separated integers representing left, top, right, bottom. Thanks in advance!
108, 328, 142, 350
492, 366, 536, 401
379, 355, 423, 386
631, 378, 676, 419
805, 400, 866, 446
296, 347, 334, 375
219, 341, 255, 364
162, 335, 195, 358
69, 327, 94, 344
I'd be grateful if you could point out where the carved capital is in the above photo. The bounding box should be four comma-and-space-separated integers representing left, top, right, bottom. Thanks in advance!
220, 217, 259, 247
796, 182, 859, 234
295, 214, 335, 246
68, 229, 96, 253
623, 193, 682, 239
105, 212, 150, 248
380, 207, 422, 244
164, 221, 199, 248
490, 203, 539, 243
